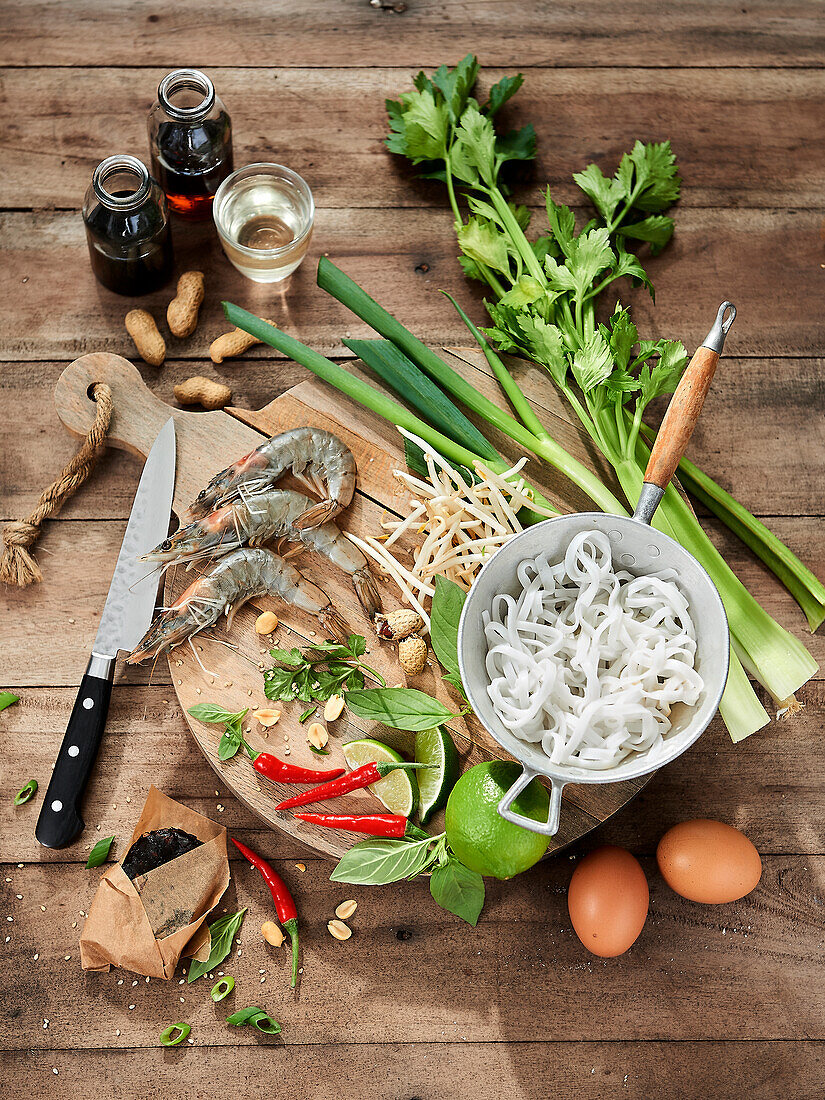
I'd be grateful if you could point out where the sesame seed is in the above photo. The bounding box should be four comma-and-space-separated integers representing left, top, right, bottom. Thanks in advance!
64, 955, 71, 961
53, 1068, 59, 1075
15, 894, 22, 900
116, 1029, 121, 1036
129, 1005, 135, 1010
6, 917, 12, 923
33, 953, 39, 960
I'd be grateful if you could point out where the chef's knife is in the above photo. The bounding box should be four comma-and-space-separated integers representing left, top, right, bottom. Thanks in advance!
36, 418, 176, 849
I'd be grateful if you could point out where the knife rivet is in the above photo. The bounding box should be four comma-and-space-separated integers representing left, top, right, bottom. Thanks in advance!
68, 746, 79, 757
51, 800, 63, 812
82, 698, 94, 710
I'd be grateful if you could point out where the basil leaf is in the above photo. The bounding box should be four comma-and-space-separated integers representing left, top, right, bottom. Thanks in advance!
86, 835, 115, 869
0, 691, 19, 713
13, 779, 37, 806
188, 703, 235, 724
218, 727, 242, 761
299, 706, 317, 723
344, 688, 456, 731
430, 575, 467, 680
226, 1006, 281, 1034
187, 908, 247, 983
330, 836, 436, 885
430, 859, 485, 926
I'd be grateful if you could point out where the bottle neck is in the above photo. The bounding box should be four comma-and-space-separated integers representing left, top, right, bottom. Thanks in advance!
92, 155, 151, 212
157, 68, 216, 123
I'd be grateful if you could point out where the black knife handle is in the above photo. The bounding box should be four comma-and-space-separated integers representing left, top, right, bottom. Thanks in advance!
35, 656, 115, 849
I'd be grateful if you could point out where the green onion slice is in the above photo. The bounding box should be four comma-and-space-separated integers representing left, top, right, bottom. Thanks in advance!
13, 780, 38, 806
211, 976, 235, 1002
160, 1023, 191, 1047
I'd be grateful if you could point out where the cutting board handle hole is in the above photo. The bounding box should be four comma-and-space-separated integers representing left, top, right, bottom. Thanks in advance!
85, 381, 101, 401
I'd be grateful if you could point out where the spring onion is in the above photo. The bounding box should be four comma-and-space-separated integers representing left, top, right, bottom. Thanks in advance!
160, 1023, 190, 1047
210, 976, 234, 1002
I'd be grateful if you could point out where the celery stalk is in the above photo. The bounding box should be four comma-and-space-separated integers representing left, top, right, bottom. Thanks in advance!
639, 423, 825, 632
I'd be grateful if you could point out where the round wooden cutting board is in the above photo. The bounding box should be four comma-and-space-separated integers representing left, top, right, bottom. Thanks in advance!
55, 351, 652, 860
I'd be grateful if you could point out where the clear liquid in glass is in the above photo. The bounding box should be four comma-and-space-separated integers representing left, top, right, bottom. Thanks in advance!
214, 167, 313, 283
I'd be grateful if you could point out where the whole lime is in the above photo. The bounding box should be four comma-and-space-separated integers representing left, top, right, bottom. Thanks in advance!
445, 761, 550, 879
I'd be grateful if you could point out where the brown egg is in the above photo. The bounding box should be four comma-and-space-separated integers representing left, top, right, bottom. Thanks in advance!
657, 819, 762, 904
568, 845, 649, 958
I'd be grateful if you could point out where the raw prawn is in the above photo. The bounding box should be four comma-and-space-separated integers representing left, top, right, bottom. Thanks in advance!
144, 488, 382, 618
185, 427, 357, 529
127, 548, 349, 664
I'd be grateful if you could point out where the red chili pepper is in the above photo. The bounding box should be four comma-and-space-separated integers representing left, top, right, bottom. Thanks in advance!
251, 751, 344, 786
231, 838, 300, 987
274, 761, 430, 812
294, 812, 425, 838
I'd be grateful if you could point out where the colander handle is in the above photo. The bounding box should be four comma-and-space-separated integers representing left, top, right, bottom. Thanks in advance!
635, 301, 736, 525
497, 766, 565, 837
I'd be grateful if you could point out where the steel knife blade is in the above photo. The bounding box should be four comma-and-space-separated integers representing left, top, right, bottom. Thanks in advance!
36, 418, 176, 849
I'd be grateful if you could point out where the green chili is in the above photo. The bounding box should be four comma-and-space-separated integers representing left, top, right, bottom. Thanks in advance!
160, 1023, 190, 1047
211, 976, 235, 1002
13, 780, 37, 806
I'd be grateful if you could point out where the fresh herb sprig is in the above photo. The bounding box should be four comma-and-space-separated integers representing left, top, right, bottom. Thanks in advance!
331, 831, 484, 926
188, 704, 250, 761
263, 633, 385, 706
226, 1006, 281, 1034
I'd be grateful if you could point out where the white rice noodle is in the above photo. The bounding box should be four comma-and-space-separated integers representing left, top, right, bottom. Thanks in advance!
483, 530, 703, 771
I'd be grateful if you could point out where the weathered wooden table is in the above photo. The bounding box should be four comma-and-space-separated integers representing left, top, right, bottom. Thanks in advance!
2, 4, 824, 1097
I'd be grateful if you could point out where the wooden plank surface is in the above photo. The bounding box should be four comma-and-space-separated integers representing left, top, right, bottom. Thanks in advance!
4, 67, 825, 210
6, 1043, 825, 1100
3, 357, 824, 520
2, 1, 825, 1095
2, 854, 824, 1049
2, 1, 823, 69
2, 207, 825, 360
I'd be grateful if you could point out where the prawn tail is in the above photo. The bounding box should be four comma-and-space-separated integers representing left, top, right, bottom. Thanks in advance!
292, 499, 341, 530
353, 567, 383, 619
319, 606, 351, 644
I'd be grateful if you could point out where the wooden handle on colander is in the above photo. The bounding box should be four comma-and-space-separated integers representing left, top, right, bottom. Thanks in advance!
643, 302, 735, 492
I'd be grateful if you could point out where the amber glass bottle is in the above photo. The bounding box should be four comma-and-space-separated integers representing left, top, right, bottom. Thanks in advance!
148, 69, 233, 219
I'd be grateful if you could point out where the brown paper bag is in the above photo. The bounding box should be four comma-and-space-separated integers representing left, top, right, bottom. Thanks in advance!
80, 786, 230, 978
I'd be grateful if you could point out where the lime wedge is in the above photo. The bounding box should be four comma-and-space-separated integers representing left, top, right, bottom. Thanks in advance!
342, 738, 419, 818
415, 727, 460, 825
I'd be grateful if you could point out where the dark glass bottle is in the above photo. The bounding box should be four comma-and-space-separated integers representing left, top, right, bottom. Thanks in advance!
148, 68, 233, 219
82, 155, 174, 296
